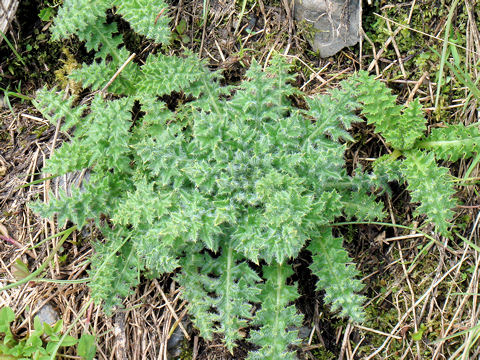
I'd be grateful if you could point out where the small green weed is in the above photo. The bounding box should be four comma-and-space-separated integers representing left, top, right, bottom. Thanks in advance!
38, 1, 61, 22
0, 306, 96, 360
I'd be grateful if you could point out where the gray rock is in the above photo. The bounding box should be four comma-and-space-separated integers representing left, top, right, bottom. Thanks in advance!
167, 320, 191, 359
35, 303, 60, 326
294, 0, 361, 58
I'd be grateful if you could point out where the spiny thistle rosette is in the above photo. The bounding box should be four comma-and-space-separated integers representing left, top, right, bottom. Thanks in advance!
31, 0, 480, 357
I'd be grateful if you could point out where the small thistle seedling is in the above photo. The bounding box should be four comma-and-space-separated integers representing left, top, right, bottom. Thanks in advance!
29, 0, 480, 358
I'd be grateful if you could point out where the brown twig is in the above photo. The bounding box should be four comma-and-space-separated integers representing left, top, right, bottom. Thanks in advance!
101, 53, 136, 96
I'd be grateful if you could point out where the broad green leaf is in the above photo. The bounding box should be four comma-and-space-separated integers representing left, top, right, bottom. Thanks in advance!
77, 334, 97, 360
0, 307, 15, 333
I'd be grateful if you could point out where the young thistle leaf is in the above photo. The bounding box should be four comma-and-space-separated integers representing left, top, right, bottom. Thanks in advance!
401, 150, 456, 236
247, 262, 302, 360
308, 227, 365, 322
419, 124, 480, 162
348, 71, 426, 150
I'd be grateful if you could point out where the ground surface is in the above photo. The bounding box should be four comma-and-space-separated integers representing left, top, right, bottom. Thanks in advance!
1, 0, 480, 359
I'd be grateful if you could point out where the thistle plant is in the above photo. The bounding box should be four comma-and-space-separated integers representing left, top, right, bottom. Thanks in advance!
348, 72, 480, 237
30, 0, 480, 358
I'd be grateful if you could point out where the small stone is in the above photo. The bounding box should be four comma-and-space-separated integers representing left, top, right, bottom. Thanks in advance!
35, 303, 60, 326
167, 320, 191, 359
298, 326, 312, 340
294, 0, 361, 58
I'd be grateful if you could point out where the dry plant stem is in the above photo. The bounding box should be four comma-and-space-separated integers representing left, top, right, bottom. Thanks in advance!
173, 0, 184, 27
48, 297, 94, 360
465, 0, 480, 74
281, 0, 293, 53
0, 257, 14, 290
433, 212, 480, 358
397, 242, 420, 357
199, 0, 208, 58
373, 13, 478, 55
153, 279, 190, 340
25, 147, 40, 191
443, 213, 480, 318
386, 195, 398, 237
407, 0, 416, 23
300, 62, 330, 91
20, 113, 48, 124
355, 324, 402, 340
385, 20, 406, 79
283, 54, 327, 90
460, 254, 480, 359
359, 0, 363, 68
0, 225, 76, 291
25, 210, 39, 260
366, 262, 462, 359
338, 323, 351, 360
332, 221, 439, 248
367, 25, 401, 73
46, 115, 61, 279
351, 336, 364, 358
421, 239, 446, 338
114, 311, 127, 360
407, 71, 429, 103
214, 39, 226, 62
0, 234, 23, 248
192, 335, 199, 360
312, 67, 351, 91
383, 233, 425, 242
203, 46, 219, 62
101, 53, 136, 96
434, 0, 461, 113
361, 29, 380, 75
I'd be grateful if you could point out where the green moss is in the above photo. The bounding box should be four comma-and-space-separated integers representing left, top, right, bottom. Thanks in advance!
296, 19, 320, 46
312, 347, 336, 359
363, 0, 468, 92
355, 243, 470, 358
179, 338, 194, 360
0, 0, 63, 94
32, 124, 49, 138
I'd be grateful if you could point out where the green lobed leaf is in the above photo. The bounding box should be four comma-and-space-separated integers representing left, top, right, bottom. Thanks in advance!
348, 71, 426, 150
138, 53, 209, 97
305, 87, 361, 143
247, 262, 302, 360
177, 244, 261, 351
30, 170, 130, 228
308, 227, 365, 322
340, 172, 385, 221
80, 21, 124, 62
69, 49, 141, 95
174, 249, 218, 341
34, 87, 86, 131
114, 0, 171, 45
0, 307, 15, 334
51, 0, 112, 41
401, 150, 457, 236
31, 32, 423, 358
88, 229, 141, 313
373, 153, 404, 183
418, 123, 480, 162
